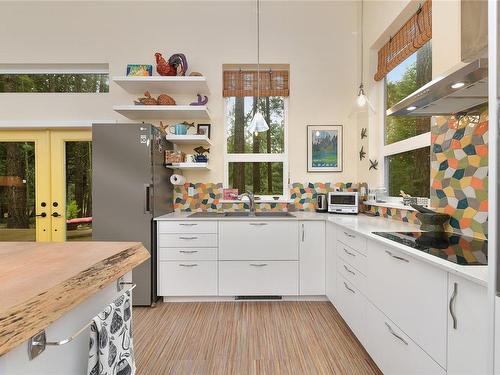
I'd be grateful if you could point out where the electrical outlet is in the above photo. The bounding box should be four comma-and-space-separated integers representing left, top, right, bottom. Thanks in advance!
188, 187, 195, 197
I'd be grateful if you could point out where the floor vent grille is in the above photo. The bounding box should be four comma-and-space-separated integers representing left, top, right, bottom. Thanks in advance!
235, 296, 283, 300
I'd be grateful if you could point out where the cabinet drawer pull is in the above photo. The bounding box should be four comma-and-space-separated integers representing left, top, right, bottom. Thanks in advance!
250, 223, 268, 226
343, 248, 356, 257
179, 223, 198, 226
450, 282, 458, 329
179, 263, 198, 267
385, 322, 408, 345
179, 250, 198, 254
343, 282, 355, 294
250, 263, 268, 267
385, 250, 409, 263
343, 264, 356, 275
343, 231, 355, 238
179, 236, 198, 240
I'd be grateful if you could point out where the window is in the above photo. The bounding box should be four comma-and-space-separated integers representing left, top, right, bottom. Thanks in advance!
383, 41, 432, 197
225, 95, 287, 197
0, 64, 109, 93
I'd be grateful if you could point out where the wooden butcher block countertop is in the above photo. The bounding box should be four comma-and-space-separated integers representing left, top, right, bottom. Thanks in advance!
0, 241, 149, 356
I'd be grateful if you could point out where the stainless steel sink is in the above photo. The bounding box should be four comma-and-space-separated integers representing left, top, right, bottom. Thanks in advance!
255, 212, 295, 217
223, 212, 251, 217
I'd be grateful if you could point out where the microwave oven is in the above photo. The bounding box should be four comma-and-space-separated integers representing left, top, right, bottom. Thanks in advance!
328, 191, 359, 214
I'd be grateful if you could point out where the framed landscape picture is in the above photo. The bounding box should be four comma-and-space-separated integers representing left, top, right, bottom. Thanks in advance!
307, 125, 343, 172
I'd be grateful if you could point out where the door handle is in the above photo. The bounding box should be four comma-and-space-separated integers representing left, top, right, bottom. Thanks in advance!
250, 263, 268, 267
385, 322, 408, 345
343, 248, 356, 257
343, 282, 355, 294
301, 223, 305, 242
450, 282, 458, 329
343, 264, 356, 275
51, 212, 61, 218
249, 223, 268, 226
34, 212, 47, 218
343, 231, 355, 238
385, 250, 409, 263
144, 184, 151, 214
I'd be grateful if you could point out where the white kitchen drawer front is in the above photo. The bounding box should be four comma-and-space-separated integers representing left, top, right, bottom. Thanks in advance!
336, 275, 366, 345
219, 221, 299, 260
337, 241, 367, 275
158, 221, 218, 234
337, 227, 366, 254
159, 247, 217, 261
219, 261, 299, 296
337, 257, 366, 293
158, 233, 217, 248
367, 241, 447, 368
365, 300, 445, 375
158, 261, 217, 296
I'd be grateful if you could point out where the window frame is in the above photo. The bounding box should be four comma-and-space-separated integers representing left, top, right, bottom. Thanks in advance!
223, 97, 289, 200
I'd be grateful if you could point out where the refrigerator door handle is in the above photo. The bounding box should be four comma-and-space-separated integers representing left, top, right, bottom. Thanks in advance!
144, 184, 152, 214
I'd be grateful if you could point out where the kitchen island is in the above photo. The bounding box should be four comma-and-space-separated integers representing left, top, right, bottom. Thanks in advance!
0, 241, 149, 375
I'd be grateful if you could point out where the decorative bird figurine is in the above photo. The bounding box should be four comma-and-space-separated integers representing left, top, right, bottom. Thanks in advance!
359, 146, 366, 161
155, 52, 176, 76
369, 159, 379, 170
190, 94, 208, 106
361, 128, 368, 139
193, 146, 210, 155
168, 53, 188, 76
134, 91, 157, 105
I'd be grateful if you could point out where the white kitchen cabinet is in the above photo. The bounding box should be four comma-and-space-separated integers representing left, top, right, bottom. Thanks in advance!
336, 274, 367, 345
158, 221, 217, 234
366, 241, 448, 368
158, 233, 218, 248
325, 222, 337, 303
337, 227, 366, 254
158, 261, 217, 296
299, 221, 325, 295
365, 300, 446, 375
219, 221, 299, 260
219, 261, 299, 296
337, 241, 367, 276
447, 274, 488, 375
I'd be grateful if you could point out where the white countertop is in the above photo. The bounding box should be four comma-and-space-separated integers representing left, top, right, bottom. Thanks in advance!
155, 211, 487, 286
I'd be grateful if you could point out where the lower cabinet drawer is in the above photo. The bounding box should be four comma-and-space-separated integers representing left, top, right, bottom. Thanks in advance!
337, 241, 367, 275
158, 261, 217, 296
158, 233, 217, 248
337, 257, 366, 293
336, 275, 366, 345
158, 247, 217, 261
337, 227, 367, 255
365, 301, 445, 375
219, 261, 299, 296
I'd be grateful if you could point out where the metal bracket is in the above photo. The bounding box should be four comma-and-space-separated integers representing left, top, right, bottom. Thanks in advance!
117, 276, 134, 292
28, 331, 47, 360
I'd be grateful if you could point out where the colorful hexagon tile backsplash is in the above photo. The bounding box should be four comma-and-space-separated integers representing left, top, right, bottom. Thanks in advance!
431, 108, 488, 239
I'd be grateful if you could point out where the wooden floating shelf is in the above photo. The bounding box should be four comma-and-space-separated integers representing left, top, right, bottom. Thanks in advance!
165, 162, 209, 170
112, 76, 210, 95
165, 134, 211, 146
113, 105, 210, 120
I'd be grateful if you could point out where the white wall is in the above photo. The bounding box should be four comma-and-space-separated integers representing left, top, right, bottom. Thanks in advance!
0, 1, 360, 185
359, 0, 463, 189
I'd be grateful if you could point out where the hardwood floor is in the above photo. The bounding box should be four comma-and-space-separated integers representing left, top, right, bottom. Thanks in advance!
133, 301, 381, 375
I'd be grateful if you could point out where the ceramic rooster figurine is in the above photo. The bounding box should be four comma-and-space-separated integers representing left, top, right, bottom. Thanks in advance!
155, 52, 188, 76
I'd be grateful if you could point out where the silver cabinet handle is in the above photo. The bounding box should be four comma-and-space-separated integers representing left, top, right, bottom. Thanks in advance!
343, 264, 356, 275
302, 223, 305, 242
385, 250, 409, 263
385, 322, 408, 345
343, 282, 355, 294
179, 223, 198, 226
250, 223, 268, 226
250, 263, 268, 267
343, 231, 355, 238
450, 282, 458, 329
179, 250, 198, 254
179, 264, 198, 267
179, 236, 198, 240
344, 248, 356, 257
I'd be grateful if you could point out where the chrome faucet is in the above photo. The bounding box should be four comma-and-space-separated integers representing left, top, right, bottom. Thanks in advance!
239, 191, 255, 215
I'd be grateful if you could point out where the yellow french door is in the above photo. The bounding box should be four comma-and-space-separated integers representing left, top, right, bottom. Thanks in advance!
0, 129, 91, 242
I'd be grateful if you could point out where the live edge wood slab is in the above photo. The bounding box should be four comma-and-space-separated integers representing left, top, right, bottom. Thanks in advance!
0, 241, 149, 356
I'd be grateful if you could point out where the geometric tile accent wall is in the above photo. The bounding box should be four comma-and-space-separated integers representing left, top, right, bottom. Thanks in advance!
430, 108, 488, 239
367, 205, 421, 225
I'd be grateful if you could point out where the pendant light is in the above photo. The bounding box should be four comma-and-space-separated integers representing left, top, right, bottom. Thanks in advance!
354, 0, 375, 112
248, 0, 269, 135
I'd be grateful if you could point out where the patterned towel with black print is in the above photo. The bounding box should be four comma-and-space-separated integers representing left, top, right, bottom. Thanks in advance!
88, 290, 135, 375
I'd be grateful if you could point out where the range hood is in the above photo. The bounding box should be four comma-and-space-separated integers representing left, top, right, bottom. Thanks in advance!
386, 58, 488, 117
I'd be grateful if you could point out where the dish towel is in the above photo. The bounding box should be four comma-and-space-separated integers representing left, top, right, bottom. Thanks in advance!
88, 290, 135, 375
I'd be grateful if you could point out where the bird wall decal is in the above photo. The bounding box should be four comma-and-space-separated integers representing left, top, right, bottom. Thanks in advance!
369, 159, 379, 170
361, 128, 368, 139
359, 146, 366, 161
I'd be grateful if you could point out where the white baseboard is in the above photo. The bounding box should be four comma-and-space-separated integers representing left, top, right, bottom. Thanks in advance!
161, 295, 328, 303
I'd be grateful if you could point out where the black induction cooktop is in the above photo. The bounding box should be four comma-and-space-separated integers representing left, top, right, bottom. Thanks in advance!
372, 231, 488, 266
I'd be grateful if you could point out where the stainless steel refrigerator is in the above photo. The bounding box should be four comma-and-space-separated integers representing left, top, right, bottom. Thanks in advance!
92, 123, 173, 306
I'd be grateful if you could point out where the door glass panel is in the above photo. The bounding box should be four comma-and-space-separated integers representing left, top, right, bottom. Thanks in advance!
65, 141, 92, 241
0, 142, 36, 241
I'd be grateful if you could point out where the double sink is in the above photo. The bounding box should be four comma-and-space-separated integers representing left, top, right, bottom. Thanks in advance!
188, 211, 295, 218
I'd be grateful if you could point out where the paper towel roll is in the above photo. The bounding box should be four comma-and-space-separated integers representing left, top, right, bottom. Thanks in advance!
170, 174, 186, 185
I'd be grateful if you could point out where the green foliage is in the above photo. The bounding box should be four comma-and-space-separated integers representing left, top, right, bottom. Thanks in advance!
0, 74, 109, 93
66, 200, 80, 220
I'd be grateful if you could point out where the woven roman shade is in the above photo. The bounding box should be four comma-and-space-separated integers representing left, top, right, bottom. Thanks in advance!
223, 69, 289, 97
374, 0, 432, 81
